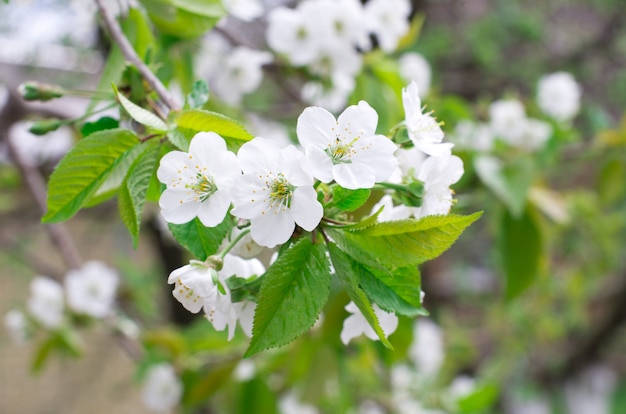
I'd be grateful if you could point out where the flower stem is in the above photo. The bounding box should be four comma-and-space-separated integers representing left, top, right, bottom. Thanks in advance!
219, 228, 251, 259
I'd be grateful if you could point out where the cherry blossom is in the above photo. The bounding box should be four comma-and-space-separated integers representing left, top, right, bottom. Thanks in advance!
168, 261, 219, 314
27, 276, 64, 329
212, 47, 272, 106
297, 101, 397, 189
537, 71, 581, 122
157, 132, 240, 227
402, 82, 454, 157
413, 155, 464, 218
65, 261, 119, 318
231, 137, 323, 247
142, 363, 183, 413
364, 0, 411, 52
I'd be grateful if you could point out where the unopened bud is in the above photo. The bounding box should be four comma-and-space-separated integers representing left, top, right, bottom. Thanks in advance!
28, 119, 63, 136
18, 81, 64, 102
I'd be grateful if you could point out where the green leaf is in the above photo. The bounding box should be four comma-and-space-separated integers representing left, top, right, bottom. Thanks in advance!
327, 187, 371, 212
173, 0, 223, 18
457, 383, 499, 413
500, 205, 544, 300
174, 109, 253, 151
326, 212, 482, 270
142, 0, 223, 38
43, 129, 139, 223
327, 243, 393, 348
168, 216, 233, 260
360, 265, 428, 317
80, 116, 119, 137
118, 142, 161, 247
244, 238, 331, 357
187, 79, 210, 109
113, 84, 168, 131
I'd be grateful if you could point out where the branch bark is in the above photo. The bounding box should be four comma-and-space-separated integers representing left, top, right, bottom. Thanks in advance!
94, 0, 180, 111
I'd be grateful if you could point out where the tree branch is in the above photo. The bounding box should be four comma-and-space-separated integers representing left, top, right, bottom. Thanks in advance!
94, 0, 179, 111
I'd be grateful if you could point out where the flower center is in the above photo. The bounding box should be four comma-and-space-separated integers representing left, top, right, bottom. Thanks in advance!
186, 173, 218, 202
260, 173, 294, 214
326, 136, 361, 165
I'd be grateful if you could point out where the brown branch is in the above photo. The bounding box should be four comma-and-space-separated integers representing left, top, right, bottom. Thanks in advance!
94, 0, 179, 111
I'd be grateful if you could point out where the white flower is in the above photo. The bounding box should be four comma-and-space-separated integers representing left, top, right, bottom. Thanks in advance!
65, 261, 119, 318
212, 47, 272, 106
408, 318, 444, 377
318, 0, 370, 51
142, 363, 183, 413
537, 71, 581, 122
231, 138, 323, 247
205, 254, 264, 340
564, 364, 617, 414
297, 101, 397, 189
413, 155, 464, 217
4, 310, 28, 344
451, 120, 494, 152
364, 0, 411, 52
448, 375, 476, 400
402, 82, 454, 157
222, 0, 264, 21
27, 276, 64, 329
399, 52, 432, 98
488, 99, 527, 144
157, 132, 240, 227
340, 301, 398, 345
279, 391, 319, 414
168, 262, 219, 313
233, 359, 256, 382
517, 118, 552, 151
266, 5, 324, 66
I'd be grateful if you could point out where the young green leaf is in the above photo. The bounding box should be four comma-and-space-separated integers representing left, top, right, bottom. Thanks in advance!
327, 187, 371, 212
187, 79, 210, 108
173, 109, 253, 151
244, 238, 331, 357
327, 242, 393, 348
113, 84, 168, 131
326, 212, 482, 270
118, 142, 161, 247
43, 129, 139, 223
500, 205, 544, 300
168, 216, 233, 260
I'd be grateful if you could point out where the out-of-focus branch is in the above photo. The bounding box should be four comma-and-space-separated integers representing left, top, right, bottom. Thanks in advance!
94, 0, 179, 111
0, 91, 83, 274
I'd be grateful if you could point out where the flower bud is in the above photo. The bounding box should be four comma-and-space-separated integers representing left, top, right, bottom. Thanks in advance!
18, 81, 64, 102
28, 119, 63, 136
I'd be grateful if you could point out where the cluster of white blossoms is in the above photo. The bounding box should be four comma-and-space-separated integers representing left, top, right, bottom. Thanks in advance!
158, 87, 464, 343
266, 0, 412, 110
4, 261, 119, 341
157, 100, 399, 248
168, 254, 263, 339
452, 72, 581, 153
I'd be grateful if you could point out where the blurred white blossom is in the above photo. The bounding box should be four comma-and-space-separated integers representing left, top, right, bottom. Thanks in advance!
142, 363, 183, 413
65, 261, 119, 318
537, 71, 581, 122
340, 301, 398, 345
8, 121, 73, 167
4, 310, 28, 344
279, 391, 319, 414
399, 52, 432, 98
212, 47, 272, 106
364, 0, 411, 52
564, 364, 617, 414
27, 276, 64, 329
409, 318, 444, 377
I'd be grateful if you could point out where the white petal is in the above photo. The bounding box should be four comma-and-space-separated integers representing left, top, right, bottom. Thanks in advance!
250, 210, 295, 247
290, 186, 323, 231
333, 162, 376, 189
296, 106, 337, 149
352, 135, 398, 181
414, 141, 454, 157
337, 101, 378, 136
341, 313, 366, 345
196, 191, 231, 227
237, 137, 279, 174
159, 190, 200, 224
402, 81, 422, 120
304, 146, 334, 183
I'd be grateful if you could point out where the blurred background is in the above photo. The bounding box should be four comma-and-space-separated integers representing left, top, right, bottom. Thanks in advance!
1, 0, 625, 413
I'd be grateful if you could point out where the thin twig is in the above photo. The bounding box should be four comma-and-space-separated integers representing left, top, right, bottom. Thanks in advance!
94, 0, 179, 111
